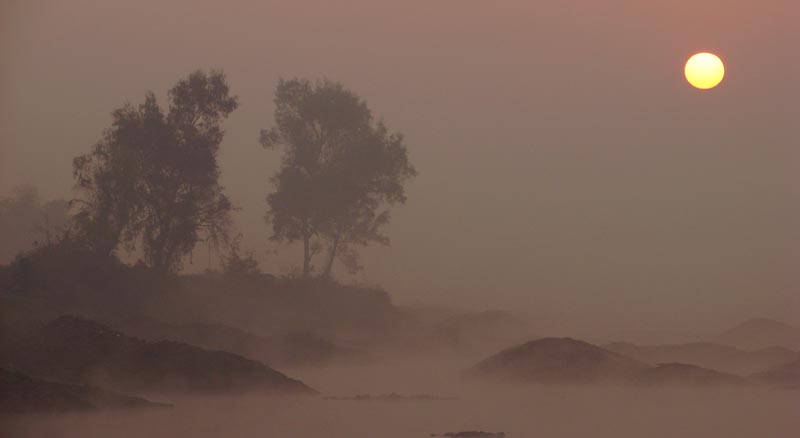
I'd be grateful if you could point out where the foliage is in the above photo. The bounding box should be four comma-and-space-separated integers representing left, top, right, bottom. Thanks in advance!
0, 185, 70, 263
261, 79, 416, 278
221, 234, 262, 277
72, 70, 238, 272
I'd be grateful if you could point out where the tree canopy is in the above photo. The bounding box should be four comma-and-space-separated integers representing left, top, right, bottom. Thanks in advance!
73, 70, 237, 272
0, 185, 69, 263
261, 78, 416, 278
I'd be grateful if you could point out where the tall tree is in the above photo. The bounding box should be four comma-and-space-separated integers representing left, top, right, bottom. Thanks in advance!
261, 79, 416, 278
73, 70, 237, 272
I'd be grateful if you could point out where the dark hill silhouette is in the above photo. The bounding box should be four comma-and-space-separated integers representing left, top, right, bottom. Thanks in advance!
0, 293, 62, 350
637, 363, 747, 387
113, 316, 373, 368
167, 275, 402, 346
606, 341, 798, 375
750, 358, 800, 389
2, 247, 405, 350
716, 318, 800, 350
468, 338, 761, 388
3, 316, 315, 395
323, 393, 456, 401
432, 432, 506, 437
0, 293, 372, 369
0, 368, 169, 412
466, 337, 649, 384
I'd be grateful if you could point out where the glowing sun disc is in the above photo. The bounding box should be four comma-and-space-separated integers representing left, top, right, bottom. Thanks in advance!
685, 52, 725, 90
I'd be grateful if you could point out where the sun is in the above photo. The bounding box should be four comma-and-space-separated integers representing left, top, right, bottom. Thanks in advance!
684, 52, 725, 90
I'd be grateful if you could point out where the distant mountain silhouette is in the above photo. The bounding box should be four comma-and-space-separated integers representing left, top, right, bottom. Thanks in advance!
637, 363, 747, 387
323, 392, 456, 401
0, 368, 169, 412
3, 316, 315, 395
466, 337, 649, 384
606, 341, 798, 375
751, 358, 800, 389
716, 318, 800, 350
468, 338, 765, 387
431, 431, 506, 438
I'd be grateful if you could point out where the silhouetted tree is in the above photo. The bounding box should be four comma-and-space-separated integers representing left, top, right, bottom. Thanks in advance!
0, 185, 70, 263
73, 70, 237, 272
261, 79, 416, 278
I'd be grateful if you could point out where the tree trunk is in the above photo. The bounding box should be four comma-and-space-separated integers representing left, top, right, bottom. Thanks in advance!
302, 233, 311, 278
322, 234, 340, 279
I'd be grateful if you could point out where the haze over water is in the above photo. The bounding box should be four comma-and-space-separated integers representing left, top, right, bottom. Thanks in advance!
1, 2, 799, 437
5, 360, 800, 438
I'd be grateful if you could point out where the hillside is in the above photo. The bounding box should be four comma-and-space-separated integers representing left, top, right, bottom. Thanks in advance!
466, 337, 649, 384
0, 368, 168, 412
157, 275, 403, 346
1, 248, 406, 350
606, 341, 798, 375
637, 363, 747, 387
468, 338, 763, 388
750, 359, 800, 388
113, 316, 372, 368
2, 316, 315, 395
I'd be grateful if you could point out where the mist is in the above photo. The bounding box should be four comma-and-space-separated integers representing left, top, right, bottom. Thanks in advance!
1, 1, 799, 436
3, 0, 798, 335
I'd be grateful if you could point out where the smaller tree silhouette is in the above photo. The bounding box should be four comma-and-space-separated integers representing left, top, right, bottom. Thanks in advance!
261, 78, 416, 278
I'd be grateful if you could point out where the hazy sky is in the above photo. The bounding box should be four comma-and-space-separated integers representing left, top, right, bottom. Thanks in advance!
2, 0, 798, 336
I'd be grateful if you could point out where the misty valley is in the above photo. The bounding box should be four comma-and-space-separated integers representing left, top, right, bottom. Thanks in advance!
1, 264, 799, 437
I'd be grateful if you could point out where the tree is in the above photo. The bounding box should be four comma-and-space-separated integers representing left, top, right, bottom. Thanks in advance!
73, 70, 237, 272
261, 79, 416, 278
0, 185, 70, 263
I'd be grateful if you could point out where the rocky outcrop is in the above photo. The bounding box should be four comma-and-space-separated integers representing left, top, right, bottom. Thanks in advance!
4, 316, 315, 395
469, 337, 765, 388
466, 337, 649, 384
0, 368, 169, 412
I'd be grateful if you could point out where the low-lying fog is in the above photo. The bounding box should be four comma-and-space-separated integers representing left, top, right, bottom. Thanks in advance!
5, 356, 800, 438
3, 2, 799, 437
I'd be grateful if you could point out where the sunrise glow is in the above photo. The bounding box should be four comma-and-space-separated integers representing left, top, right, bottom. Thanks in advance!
685, 52, 725, 90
